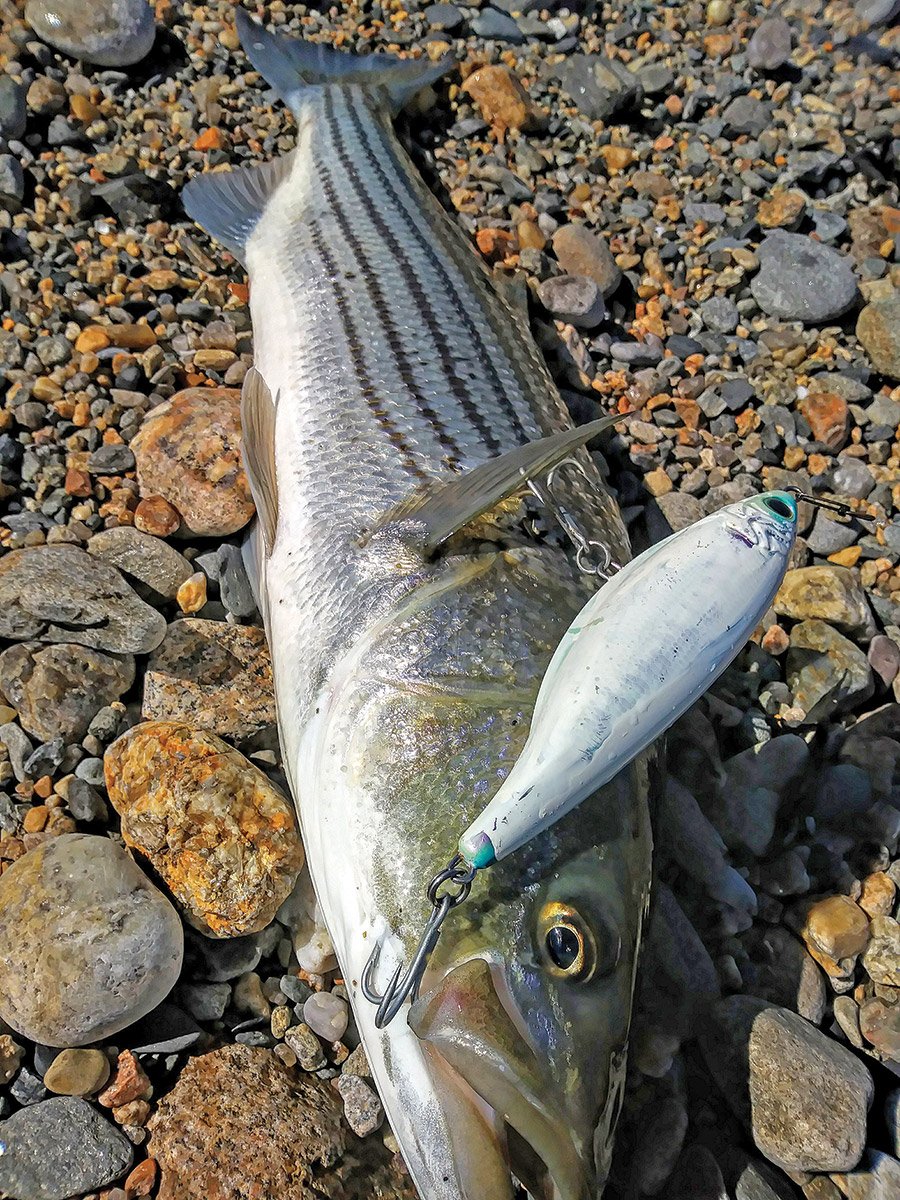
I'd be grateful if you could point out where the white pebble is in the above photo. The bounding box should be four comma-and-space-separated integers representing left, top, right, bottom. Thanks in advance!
302, 991, 348, 1041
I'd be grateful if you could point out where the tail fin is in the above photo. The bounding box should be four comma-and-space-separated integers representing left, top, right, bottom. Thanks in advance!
235, 9, 452, 114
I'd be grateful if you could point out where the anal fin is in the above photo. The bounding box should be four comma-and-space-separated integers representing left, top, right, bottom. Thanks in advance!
241, 367, 279, 554
373, 415, 620, 555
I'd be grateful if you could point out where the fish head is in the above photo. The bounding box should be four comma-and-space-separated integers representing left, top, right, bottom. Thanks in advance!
409, 759, 653, 1200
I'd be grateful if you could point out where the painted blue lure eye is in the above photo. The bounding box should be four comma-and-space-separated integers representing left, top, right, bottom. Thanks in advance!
761, 492, 797, 523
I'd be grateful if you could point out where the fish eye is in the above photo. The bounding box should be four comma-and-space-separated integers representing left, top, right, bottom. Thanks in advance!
759, 492, 797, 523
537, 902, 618, 983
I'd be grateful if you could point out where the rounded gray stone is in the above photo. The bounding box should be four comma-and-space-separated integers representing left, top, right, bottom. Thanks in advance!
537, 274, 607, 329
0, 834, 183, 1047
0, 1096, 133, 1200
86, 526, 193, 600
699, 997, 873, 1173
750, 234, 858, 324
25, 0, 156, 67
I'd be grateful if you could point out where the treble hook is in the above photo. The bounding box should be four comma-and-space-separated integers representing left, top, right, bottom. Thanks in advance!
361, 854, 476, 1029
525, 456, 621, 580
785, 486, 882, 527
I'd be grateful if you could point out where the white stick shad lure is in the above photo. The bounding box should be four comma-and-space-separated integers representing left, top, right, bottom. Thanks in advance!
458, 490, 798, 868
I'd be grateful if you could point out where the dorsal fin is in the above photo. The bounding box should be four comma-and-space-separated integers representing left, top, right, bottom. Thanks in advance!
373, 415, 621, 555
241, 367, 279, 555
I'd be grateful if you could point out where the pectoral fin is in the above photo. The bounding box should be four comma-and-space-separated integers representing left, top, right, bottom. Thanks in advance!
241, 367, 279, 555
373, 415, 620, 555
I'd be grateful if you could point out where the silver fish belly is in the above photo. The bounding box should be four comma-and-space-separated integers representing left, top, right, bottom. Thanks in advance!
183, 15, 652, 1200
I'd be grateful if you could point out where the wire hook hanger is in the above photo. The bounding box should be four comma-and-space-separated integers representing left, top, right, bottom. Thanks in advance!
785, 486, 882, 528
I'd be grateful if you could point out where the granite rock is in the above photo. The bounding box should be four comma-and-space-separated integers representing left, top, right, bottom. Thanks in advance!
105, 721, 303, 938
25, 0, 156, 67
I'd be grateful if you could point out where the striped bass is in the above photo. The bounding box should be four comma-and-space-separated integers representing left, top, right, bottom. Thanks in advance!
183, 12, 653, 1200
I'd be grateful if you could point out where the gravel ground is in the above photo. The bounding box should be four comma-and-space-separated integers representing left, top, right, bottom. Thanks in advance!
0, 1, 899, 1198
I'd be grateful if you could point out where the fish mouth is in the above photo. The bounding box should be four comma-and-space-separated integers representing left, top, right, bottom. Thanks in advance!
409, 957, 592, 1200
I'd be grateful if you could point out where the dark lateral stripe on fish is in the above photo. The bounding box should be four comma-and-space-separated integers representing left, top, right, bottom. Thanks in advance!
323, 88, 504, 461
314, 111, 467, 468
305, 216, 426, 479
338, 90, 539, 447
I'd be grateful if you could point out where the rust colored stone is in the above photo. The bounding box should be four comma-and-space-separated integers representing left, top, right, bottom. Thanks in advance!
124, 1157, 158, 1197
798, 392, 850, 451
133, 495, 181, 537
105, 721, 303, 937
461, 64, 538, 134
147, 1046, 417, 1200
758, 189, 807, 229
98, 1051, 153, 1108
130, 388, 255, 537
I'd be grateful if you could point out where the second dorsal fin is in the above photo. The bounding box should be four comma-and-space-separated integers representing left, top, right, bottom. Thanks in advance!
375, 415, 620, 555
241, 367, 279, 555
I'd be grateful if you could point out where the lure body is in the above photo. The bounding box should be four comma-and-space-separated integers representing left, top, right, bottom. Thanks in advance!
459, 491, 798, 868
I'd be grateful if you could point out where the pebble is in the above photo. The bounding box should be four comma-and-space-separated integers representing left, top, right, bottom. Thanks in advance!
798, 393, 850, 451
215, 544, 257, 618
752, 928, 827, 1025
147, 1045, 407, 1199
0, 547, 166, 655
336, 1074, 384, 1138
856, 298, 900, 381
537, 274, 606, 329
859, 997, 900, 1058
0, 1096, 134, 1200
86, 527, 193, 601
556, 54, 641, 121
0, 1033, 25, 1084
25, 0, 156, 66
460, 64, 537, 135
130, 387, 256, 537
105, 721, 303, 937
141, 619, 275, 742
868, 635, 900, 687
787, 620, 874, 719
551, 224, 622, 298
748, 16, 793, 70
0, 835, 182, 1046
0, 642, 133, 743
861, 914, 900, 985
831, 1150, 900, 1200
750, 234, 858, 324
801, 895, 870, 963
302, 992, 349, 1042
700, 997, 873, 1173
176, 982, 231, 1023
774, 567, 873, 636
43, 1048, 111, 1097
284, 1023, 327, 1071
0, 76, 27, 141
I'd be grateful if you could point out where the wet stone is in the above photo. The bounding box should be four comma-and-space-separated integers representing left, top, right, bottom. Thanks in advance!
0, 76, 27, 142
142, 620, 275, 743
0, 834, 183, 1046
105, 721, 303, 938
0, 547, 166, 655
0, 1096, 134, 1200
25, 0, 156, 67
284, 1023, 326, 1071
87, 527, 193, 601
750, 234, 858, 324
0, 642, 134, 743
556, 54, 642, 121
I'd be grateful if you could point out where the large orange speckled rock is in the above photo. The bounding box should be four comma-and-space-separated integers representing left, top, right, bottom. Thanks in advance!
148, 1046, 417, 1200
130, 388, 255, 537
105, 721, 303, 938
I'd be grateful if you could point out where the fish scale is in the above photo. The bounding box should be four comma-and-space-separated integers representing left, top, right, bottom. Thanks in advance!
183, 15, 651, 1200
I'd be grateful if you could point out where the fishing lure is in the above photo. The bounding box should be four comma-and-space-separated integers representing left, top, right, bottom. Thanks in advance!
365, 485, 879, 1026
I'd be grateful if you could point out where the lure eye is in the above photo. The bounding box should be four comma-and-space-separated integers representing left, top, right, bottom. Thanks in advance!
538, 902, 618, 983
765, 496, 794, 520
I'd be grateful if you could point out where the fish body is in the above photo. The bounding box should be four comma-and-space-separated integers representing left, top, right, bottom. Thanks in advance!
184, 14, 653, 1200
459, 492, 798, 868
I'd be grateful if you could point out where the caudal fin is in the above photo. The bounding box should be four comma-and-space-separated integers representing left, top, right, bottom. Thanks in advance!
182, 10, 452, 263
235, 8, 451, 114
